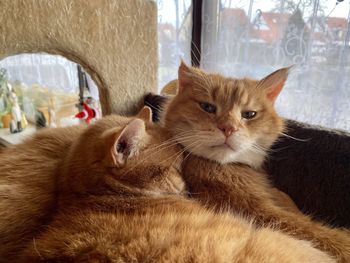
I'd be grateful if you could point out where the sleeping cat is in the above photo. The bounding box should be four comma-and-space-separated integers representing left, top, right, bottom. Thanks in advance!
10, 111, 333, 262
0, 124, 84, 259
162, 62, 350, 262
0, 108, 152, 258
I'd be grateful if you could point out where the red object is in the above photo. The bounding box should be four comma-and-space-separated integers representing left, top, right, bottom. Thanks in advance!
75, 103, 96, 123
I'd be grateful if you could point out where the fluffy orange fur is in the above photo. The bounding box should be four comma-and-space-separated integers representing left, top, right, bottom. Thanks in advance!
163, 63, 286, 168
163, 62, 350, 262
0, 111, 333, 262
0, 125, 84, 259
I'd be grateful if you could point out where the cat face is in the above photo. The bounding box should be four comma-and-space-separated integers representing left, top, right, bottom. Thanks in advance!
64, 107, 185, 196
164, 62, 288, 168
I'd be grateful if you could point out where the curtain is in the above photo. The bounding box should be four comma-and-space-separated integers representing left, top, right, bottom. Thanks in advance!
201, 0, 350, 131
157, 0, 193, 90
0, 53, 100, 101
0, 54, 79, 93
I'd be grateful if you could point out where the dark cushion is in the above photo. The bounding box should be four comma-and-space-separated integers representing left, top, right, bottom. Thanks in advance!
266, 120, 350, 228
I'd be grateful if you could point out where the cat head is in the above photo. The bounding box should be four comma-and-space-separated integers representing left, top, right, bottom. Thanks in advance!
163, 62, 289, 168
62, 106, 185, 196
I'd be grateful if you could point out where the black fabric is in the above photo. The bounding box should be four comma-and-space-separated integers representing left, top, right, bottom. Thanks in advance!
144, 93, 350, 228
266, 120, 350, 227
144, 93, 168, 122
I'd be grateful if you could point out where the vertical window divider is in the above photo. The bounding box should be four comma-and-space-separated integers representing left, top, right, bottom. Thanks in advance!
191, 0, 203, 67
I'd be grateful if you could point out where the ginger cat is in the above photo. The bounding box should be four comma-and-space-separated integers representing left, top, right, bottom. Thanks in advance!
0, 109, 152, 258
2, 110, 332, 262
0, 125, 84, 259
163, 62, 350, 262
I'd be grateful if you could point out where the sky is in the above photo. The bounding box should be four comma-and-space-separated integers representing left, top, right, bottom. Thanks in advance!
158, 0, 350, 25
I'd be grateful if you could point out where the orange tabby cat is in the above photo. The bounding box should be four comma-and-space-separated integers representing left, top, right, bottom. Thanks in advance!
163, 62, 350, 262
0, 109, 150, 258
12, 112, 332, 262
0, 125, 84, 259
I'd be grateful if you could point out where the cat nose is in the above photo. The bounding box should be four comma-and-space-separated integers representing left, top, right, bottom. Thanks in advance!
217, 124, 237, 137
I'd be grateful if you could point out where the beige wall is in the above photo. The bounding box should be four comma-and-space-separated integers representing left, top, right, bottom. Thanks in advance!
0, 0, 158, 115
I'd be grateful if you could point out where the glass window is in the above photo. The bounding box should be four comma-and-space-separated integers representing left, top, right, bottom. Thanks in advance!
201, 0, 350, 131
157, 0, 193, 90
156, 0, 350, 131
0, 53, 101, 145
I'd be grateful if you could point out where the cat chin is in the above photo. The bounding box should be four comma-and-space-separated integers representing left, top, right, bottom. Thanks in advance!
191, 146, 266, 169
231, 148, 266, 169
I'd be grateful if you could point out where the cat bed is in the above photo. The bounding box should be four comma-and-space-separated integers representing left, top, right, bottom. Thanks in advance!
144, 93, 350, 228
0, 0, 157, 115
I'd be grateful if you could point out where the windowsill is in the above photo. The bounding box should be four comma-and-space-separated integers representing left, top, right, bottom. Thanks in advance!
0, 124, 36, 146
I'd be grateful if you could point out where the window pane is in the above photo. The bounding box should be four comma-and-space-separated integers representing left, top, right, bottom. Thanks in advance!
0, 54, 101, 145
202, 0, 350, 131
157, 0, 192, 90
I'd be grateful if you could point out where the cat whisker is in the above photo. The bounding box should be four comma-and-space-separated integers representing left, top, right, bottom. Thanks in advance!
176, 135, 210, 142
174, 128, 216, 138
183, 142, 204, 163
168, 147, 192, 171
278, 132, 311, 142
251, 143, 271, 152
167, 139, 206, 171
145, 133, 205, 152
121, 137, 203, 177
143, 135, 208, 162
168, 128, 195, 135
269, 145, 292, 153
159, 140, 202, 167
143, 101, 160, 111
143, 141, 180, 154
32, 238, 43, 259
174, 132, 212, 143
147, 136, 191, 149
250, 144, 268, 155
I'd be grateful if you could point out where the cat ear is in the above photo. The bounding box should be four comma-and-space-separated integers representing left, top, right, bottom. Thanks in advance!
257, 66, 291, 103
136, 106, 152, 122
178, 60, 193, 93
103, 119, 146, 167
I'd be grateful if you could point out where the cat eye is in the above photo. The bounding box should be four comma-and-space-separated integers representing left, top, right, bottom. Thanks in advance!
199, 102, 216, 114
241, 111, 257, 119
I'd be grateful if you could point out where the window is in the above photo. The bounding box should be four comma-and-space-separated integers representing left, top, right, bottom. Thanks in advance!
157, 0, 192, 89
157, 0, 350, 131
0, 54, 101, 145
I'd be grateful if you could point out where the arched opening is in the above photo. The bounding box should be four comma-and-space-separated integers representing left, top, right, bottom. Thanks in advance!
0, 53, 102, 146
